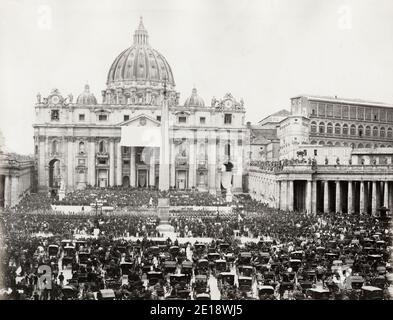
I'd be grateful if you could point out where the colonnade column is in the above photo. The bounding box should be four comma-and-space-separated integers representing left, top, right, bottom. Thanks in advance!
335, 181, 341, 213
347, 181, 353, 214
280, 180, 287, 211
311, 181, 317, 215
116, 141, 122, 186
371, 181, 377, 216
130, 147, 136, 187
4, 175, 11, 207
323, 181, 329, 213
109, 139, 115, 187
287, 180, 294, 211
383, 181, 389, 208
10, 176, 19, 207
360, 181, 365, 214
306, 180, 312, 215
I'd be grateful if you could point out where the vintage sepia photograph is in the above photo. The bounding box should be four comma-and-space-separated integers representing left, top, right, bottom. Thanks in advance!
0, 0, 392, 304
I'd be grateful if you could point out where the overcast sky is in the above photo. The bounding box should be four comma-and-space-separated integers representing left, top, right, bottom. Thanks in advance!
1, 0, 393, 154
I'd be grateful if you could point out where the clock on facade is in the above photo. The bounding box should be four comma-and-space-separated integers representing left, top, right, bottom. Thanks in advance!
51, 95, 60, 105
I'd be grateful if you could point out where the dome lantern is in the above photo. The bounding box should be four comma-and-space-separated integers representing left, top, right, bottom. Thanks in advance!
133, 16, 149, 45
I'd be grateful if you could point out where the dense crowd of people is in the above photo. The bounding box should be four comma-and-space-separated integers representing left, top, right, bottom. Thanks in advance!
0, 189, 392, 300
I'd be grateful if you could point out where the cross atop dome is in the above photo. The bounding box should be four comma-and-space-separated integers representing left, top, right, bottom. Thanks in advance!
134, 16, 149, 45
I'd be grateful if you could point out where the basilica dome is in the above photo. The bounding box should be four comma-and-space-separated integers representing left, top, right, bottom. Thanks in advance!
184, 88, 205, 107
106, 18, 175, 89
76, 84, 97, 105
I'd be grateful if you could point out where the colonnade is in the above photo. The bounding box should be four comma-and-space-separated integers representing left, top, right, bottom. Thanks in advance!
278, 179, 393, 215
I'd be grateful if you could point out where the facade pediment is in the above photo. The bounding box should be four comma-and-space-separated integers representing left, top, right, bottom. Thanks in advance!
118, 114, 160, 127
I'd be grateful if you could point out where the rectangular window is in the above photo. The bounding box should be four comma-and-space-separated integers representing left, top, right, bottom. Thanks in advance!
156, 116, 161, 122
200, 117, 206, 124
314, 149, 318, 156
178, 116, 187, 123
124, 115, 129, 121
123, 160, 130, 165
98, 159, 107, 165
51, 110, 59, 121
99, 114, 108, 121
78, 159, 85, 166
224, 114, 232, 124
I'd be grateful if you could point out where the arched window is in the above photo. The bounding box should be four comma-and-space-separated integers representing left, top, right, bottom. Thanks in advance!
327, 122, 333, 134
310, 140, 317, 145
342, 124, 348, 135
319, 122, 325, 134
99, 140, 106, 153
52, 140, 58, 154
79, 141, 85, 154
373, 126, 378, 137
380, 127, 385, 137
327, 141, 333, 146
365, 144, 371, 148
387, 128, 393, 138
334, 142, 341, 146
358, 125, 364, 137
343, 142, 348, 147
365, 126, 371, 136
318, 141, 325, 146
334, 123, 341, 134
358, 143, 364, 148
350, 124, 356, 135
310, 121, 317, 133
380, 144, 385, 148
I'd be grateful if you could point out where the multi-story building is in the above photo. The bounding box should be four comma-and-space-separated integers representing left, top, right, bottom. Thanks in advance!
249, 95, 393, 216
33, 19, 248, 196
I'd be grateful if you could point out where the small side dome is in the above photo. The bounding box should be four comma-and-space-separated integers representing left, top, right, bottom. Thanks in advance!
184, 88, 205, 107
77, 84, 97, 105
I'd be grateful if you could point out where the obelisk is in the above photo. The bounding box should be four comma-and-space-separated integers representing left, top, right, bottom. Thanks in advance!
159, 80, 170, 191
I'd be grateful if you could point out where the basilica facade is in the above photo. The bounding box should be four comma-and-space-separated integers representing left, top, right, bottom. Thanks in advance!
33, 19, 248, 195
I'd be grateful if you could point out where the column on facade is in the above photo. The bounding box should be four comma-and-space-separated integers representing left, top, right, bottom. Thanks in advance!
116, 141, 122, 186
359, 181, 365, 214
109, 139, 115, 187
287, 180, 294, 211
188, 135, 196, 188
130, 147, 136, 187
323, 181, 329, 213
383, 181, 389, 208
67, 137, 74, 189
311, 181, 317, 215
208, 132, 217, 194
347, 181, 353, 214
233, 133, 243, 192
371, 181, 377, 216
38, 136, 46, 189
335, 181, 341, 213
170, 139, 176, 188
149, 147, 155, 187
88, 138, 95, 186
280, 180, 287, 211
306, 180, 312, 215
